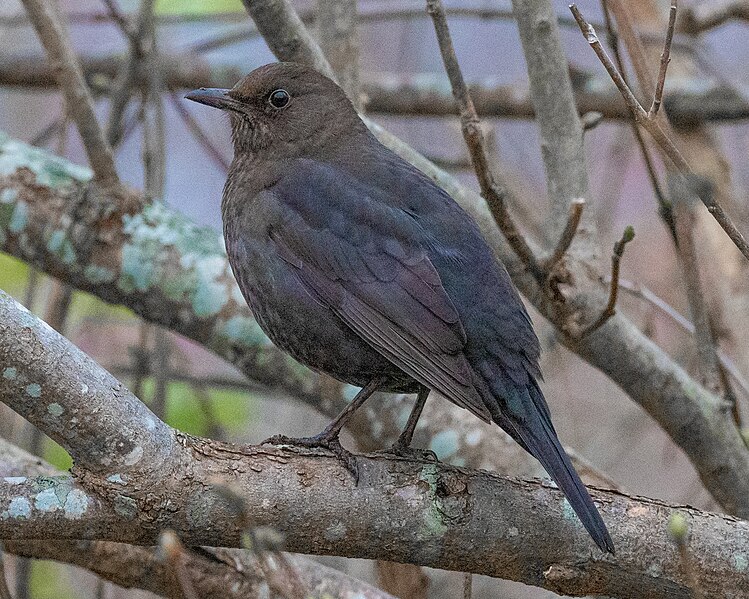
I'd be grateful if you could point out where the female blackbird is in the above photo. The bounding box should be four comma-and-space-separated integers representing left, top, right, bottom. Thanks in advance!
186, 62, 614, 553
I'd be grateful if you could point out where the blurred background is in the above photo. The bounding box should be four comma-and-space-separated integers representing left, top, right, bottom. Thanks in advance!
1, 0, 749, 596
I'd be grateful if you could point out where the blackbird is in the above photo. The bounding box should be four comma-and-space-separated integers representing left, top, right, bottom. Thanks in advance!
186, 62, 614, 553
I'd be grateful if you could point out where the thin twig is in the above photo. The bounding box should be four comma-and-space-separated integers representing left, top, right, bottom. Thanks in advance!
600, 0, 674, 239
317, 0, 360, 107
151, 328, 170, 419
598, 0, 724, 398
541, 198, 585, 272
106, 0, 157, 149
0, 543, 13, 599
671, 182, 723, 394
158, 531, 200, 599
137, 0, 165, 199
462, 572, 472, 599
569, 3, 749, 262
193, 384, 227, 441
129, 322, 151, 399
668, 513, 705, 599
581, 226, 635, 336
21, 0, 119, 187
616, 278, 749, 401
427, 0, 543, 282
99, 0, 136, 40
649, 0, 678, 118
679, 0, 749, 35
167, 90, 229, 172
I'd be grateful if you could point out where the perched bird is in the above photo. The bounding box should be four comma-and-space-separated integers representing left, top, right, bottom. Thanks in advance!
186, 62, 614, 553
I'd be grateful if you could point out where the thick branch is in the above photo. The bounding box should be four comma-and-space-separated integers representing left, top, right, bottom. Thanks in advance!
3, 52, 749, 125
3, 107, 749, 516
1, 292, 749, 597
0, 438, 395, 599
20, 0, 119, 188
317, 0, 360, 106
240, 0, 334, 78
511, 0, 594, 249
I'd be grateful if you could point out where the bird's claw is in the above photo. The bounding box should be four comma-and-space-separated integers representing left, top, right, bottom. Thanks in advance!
378, 442, 439, 463
261, 433, 360, 483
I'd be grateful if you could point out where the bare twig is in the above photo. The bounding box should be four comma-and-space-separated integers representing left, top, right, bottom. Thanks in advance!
0, 544, 12, 599
679, 0, 749, 34
426, 0, 543, 282
649, 0, 678, 118
0, 3, 614, 30
671, 180, 723, 394
668, 513, 704, 599
21, 0, 119, 187
138, 0, 165, 199
462, 572, 472, 599
151, 328, 170, 419
569, 3, 749, 262
168, 89, 229, 172
99, 0, 136, 40
105, 3, 139, 148
582, 226, 635, 336
615, 278, 749, 400
596, 0, 726, 398
599, 0, 673, 238
158, 531, 200, 599
541, 198, 585, 272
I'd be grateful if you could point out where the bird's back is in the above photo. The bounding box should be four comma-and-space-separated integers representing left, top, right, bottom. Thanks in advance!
329, 140, 614, 553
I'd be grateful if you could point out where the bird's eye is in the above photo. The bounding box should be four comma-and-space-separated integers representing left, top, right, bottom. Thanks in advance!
268, 89, 291, 109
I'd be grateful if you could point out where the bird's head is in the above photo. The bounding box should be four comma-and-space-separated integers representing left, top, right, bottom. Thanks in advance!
185, 62, 366, 157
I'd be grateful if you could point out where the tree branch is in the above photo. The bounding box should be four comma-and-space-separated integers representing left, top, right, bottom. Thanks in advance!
0, 290, 748, 597
3, 74, 749, 514
0, 438, 395, 599
511, 0, 595, 253
316, 0, 360, 107
4, 51, 749, 125
678, 0, 749, 35
569, 2, 749, 262
426, 0, 543, 281
20, 0, 119, 188
240, 0, 334, 78
581, 226, 635, 336
670, 178, 723, 394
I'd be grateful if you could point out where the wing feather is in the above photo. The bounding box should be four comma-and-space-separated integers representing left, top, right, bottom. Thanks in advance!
265, 161, 490, 421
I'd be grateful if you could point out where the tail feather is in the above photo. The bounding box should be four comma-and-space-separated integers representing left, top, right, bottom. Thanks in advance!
499, 382, 615, 554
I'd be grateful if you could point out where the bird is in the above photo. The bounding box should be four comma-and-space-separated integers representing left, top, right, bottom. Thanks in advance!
186, 62, 614, 554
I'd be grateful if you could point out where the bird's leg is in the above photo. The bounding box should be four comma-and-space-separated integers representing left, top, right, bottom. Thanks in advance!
384, 387, 438, 462
262, 377, 387, 480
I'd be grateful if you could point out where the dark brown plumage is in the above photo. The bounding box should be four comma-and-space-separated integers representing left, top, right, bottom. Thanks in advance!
186, 62, 614, 553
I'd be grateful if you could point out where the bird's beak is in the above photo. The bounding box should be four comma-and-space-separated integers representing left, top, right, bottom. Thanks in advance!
184, 88, 235, 110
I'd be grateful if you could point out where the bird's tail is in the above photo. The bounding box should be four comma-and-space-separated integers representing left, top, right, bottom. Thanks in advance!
498, 381, 615, 554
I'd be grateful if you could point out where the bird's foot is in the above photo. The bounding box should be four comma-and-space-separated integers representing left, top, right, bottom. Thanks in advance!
378, 441, 439, 463
262, 432, 359, 482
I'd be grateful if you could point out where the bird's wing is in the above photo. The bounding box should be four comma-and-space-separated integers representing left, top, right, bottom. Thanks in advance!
264, 158, 490, 421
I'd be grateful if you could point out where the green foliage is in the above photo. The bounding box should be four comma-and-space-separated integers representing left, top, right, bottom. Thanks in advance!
155, 0, 244, 15
667, 511, 689, 542
0, 253, 31, 298
622, 225, 636, 243
43, 438, 73, 472
29, 560, 75, 599
139, 378, 257, 436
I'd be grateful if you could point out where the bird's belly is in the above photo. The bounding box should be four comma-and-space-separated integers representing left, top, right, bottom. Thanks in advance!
230, 241, 415, 392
